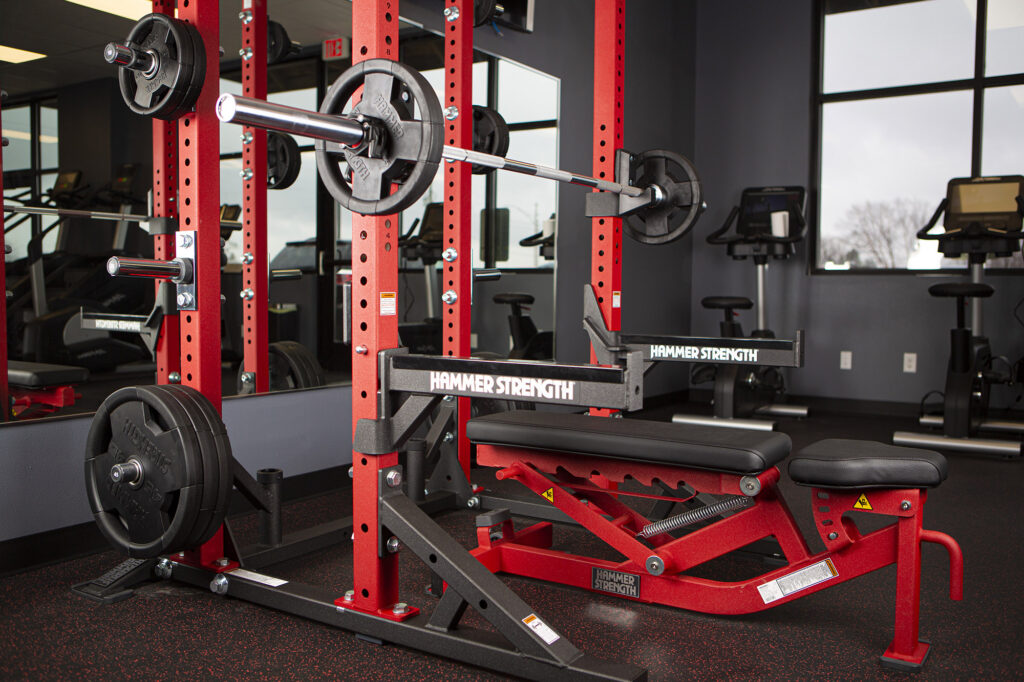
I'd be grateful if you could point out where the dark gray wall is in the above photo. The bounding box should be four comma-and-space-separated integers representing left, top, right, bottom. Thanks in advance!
402, 0, 698, 397
693, 0, 1024, 405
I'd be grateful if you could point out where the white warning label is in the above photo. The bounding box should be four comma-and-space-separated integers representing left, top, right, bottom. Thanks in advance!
379, 291, 397, 316
522, 613, 560, 645
612, 291, 621, 309
757, 558, 837, 604
228, 568, 288, 587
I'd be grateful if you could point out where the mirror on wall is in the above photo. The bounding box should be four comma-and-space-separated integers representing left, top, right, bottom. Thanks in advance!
1, 9, 559, 423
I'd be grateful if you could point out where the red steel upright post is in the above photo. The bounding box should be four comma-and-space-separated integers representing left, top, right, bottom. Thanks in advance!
444, 0, 474, 478
240, 0, 270, 394
0, 95, 8, 420
151, 0, 180, 387
590, 0, 625, 366
178, 0, 223, 566
350, 0, 404, 616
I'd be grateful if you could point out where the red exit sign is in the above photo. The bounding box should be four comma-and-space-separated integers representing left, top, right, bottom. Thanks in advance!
322, 36, 349, 62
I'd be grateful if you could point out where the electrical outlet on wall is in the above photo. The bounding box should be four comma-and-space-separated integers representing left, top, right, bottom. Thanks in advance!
903, 352, 917, 373
840, 350, 853, 370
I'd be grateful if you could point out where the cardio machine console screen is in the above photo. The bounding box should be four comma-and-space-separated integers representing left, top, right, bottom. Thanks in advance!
946, 176, 1024, 232
737, 186, 805, 237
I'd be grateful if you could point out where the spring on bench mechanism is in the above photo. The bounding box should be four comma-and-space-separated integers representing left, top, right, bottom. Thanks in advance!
637, 495, 754, 539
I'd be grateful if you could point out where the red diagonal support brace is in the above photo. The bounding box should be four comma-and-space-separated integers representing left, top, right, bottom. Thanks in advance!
443, 0, 474, 479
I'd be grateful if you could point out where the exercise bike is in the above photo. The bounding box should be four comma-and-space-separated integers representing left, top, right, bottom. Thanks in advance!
674, 186, 808, 430
893, 175, 1024, 459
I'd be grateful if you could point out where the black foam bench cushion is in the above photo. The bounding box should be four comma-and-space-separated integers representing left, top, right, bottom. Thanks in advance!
788, 439, 947, 489
701, 296, 753, 310
466, 410, 791, 475
928, 282, 993, 299
8, 360, 89, 388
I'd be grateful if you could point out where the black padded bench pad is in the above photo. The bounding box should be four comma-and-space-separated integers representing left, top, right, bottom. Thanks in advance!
8, 360, 89, 388
467, 410, 791, 475
788, 439, 947, 489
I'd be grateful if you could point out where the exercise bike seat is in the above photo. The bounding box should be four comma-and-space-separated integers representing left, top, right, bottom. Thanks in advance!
494, 292, 534, 306
788, 439, 947, 489
928, 282, 993, 299
467, 410, 791, 475
702, 296, 753, 310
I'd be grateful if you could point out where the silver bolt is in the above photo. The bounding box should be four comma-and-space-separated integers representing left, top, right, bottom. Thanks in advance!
241, 252, 254, 265
444, 105, 459, 121
828, 532, 839, 540
209, 574, 229, 595
392, 602, 409, 615
386, 536, 400, 554
740, 475, 761, 496
386, 470, 403, 488
240, 131, 254, 145
240, 288, 255, 301
645, 556, 665, 576
400, 90, 410, 102
443, 395, 456, 402
109, 459, 142, 486
240, 167, 254, 180
441, 289, 458, 305
239, 47, 254, 60
355, 345, 368, 355
442, 247, 458, 262
348, 467, 354, 479
154, 558, 173, 579
240, 372, 255, 384
343, 589, 355, 602
238, 9, 253, 23
443, 431, 454, 443
443, 5, 460, 21
179, 234, 193, 248
216, 557, 231, 567
176, 292, 194, 308
900, 500, 911, 511
168, 372, 181, 384
466, 496, 480, 509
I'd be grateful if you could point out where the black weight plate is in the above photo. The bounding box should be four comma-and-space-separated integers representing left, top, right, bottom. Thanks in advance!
177, 21, 207, 119
161, 385, 233, 549
315, 59, 443, 216
116, 14, 202, 120
85, 386, 205, 558
471, 106, 509, 175
267, 20, 292, 65
236, 341, 326, 394
474, 0, 499, 27
267, 132, 302, 190
624, 149, 704, 245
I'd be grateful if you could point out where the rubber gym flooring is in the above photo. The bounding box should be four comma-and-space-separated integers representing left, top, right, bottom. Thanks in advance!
1, 404, 1021, 680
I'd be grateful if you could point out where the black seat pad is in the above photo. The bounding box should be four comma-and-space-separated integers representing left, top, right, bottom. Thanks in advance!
702, 296, 753, 310
8, 360, 89, 388
494, 292, 534, 305
788, 439, 947, 489
467, 410, 791, 475
928, 282, 993, 299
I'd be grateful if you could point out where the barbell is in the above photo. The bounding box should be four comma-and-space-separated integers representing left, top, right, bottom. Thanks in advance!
216, 59, 704, 244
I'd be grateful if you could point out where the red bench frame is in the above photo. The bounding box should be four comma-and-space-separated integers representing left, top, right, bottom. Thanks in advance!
472, 444, 963, 670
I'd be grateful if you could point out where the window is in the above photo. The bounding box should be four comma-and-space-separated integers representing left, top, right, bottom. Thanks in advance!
816, 0, 1024, 271
3, 99, 60, 261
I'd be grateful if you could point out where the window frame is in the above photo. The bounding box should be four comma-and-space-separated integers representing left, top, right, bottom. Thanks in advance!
810, 0, 1024, 275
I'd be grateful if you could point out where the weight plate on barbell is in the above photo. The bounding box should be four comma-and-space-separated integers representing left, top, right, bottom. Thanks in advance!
267, 132, 302, 190
267, 20, 297, 65
624, 149, 704, 245
85, 385, 207, 558
236, 341, 326, 395
116, 13, 205, 121
471, 106, 510, 175
315, 59, 443, 216
474, 0, 500, 27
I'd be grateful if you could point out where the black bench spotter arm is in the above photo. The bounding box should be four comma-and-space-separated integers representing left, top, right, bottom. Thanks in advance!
354, 344, 645, 456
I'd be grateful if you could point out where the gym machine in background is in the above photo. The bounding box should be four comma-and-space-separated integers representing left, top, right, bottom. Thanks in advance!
894, 175, 1024, 459
674, 186, 809, 430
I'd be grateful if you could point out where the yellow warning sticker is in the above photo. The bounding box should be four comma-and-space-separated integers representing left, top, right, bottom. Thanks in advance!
379, 292, 397, 316
853, 493, 872, 510
541, 488, 554, 503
